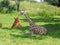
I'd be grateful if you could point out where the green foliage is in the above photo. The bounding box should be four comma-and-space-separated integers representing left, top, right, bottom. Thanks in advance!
45, 0, 58, 5
0, 0, 10, 7
0, 0, 16, 13
1, 7, 8, 13
0, 23, 2, 28
0, 1, 60, 45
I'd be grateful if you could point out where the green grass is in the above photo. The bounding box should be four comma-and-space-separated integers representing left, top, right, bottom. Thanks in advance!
0, 1, 60, 45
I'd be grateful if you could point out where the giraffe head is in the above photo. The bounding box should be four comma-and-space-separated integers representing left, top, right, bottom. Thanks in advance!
20, 10, 26, 15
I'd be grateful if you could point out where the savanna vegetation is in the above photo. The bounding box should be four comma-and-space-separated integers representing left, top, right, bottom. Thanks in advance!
0, 0, 60, 45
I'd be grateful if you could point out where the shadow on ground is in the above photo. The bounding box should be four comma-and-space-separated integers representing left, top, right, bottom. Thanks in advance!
44, 23, 60, 38
10, 33, 46, 40
2, 27, 12, 30
10, 23, 60, 40
20, 17, 60, 23
2, 17, 60, 40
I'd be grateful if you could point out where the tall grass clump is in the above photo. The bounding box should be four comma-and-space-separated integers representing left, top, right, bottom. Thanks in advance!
20, 1, 60, 17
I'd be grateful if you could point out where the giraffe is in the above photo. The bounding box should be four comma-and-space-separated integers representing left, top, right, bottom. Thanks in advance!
20, 11, 47, 35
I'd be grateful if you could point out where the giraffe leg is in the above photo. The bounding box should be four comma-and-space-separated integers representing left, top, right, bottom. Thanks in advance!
29, 28, 34, 34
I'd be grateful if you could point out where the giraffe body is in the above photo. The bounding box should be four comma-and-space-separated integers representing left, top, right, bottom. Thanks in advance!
20, 11, 47, 35
30, 25, 47, 35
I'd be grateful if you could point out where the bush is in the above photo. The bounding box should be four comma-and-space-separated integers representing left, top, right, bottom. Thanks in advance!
8, 4, 16, 13
0, 0, 10, 7
46, 0, 60, 7
0, 0, 16, 13
1, 7, 8, 13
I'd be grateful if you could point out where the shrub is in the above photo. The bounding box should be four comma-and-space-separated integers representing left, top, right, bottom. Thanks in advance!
0, 23, 2, 28
0, 0, 10, 7
1, 7, 8, 13
8, 4, 16, 13
0, 0, 16, 13
45, 0, 60, 7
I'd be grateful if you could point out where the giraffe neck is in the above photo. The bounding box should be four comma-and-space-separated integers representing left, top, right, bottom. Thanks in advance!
23, 13, 35, 25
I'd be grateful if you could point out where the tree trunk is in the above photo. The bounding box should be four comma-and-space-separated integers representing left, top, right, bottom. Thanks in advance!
16, 0, 20, 11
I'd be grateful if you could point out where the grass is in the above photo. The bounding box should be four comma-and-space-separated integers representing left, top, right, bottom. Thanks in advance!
0, 1, 60, 45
